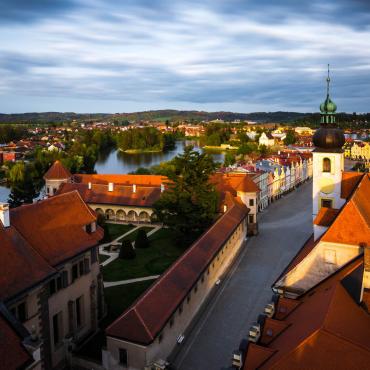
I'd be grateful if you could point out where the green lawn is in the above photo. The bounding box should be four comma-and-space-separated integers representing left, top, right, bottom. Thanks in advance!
101, 223, 135, 243
122, 226, 154, 242
98, 254, 110, 264
102, 228, 187, 282
76, 281, 153, 362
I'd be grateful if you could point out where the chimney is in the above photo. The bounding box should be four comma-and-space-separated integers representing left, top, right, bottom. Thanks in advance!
0, 203, 10, 228
108, 182, 114, 192
223, 204, 228, 213
88, 182, 92, 190
133, 184, 137, 193
160, 183, 165, 193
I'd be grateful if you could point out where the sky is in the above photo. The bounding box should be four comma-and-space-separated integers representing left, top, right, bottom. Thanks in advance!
0, 0, 369, 114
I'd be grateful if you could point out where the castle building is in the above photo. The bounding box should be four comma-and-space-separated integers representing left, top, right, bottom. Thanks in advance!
0, 192, 104, 369
239, 67, 370, 369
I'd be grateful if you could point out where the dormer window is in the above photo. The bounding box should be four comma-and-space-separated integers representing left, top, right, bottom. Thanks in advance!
323, 158, 331, 173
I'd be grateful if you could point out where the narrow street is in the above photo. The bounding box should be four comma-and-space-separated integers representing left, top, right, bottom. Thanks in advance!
173, 180, 313, 370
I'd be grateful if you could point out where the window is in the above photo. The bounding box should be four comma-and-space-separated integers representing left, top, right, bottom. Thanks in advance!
91, 247, 97, 264
194, 284, 198, 293
201, 275, 205, 283
11, 302, 27, 323
119, 348, 128, 367
72, 259, 89, 283
75, 296, 84, 328
72, 264, 79, 282
249, 215, 254, 224
321, 199, 332, 208
249, 199, 254, 206
323, 158, 331, 173
52, 188, 57, 195
53, 312, 63, 347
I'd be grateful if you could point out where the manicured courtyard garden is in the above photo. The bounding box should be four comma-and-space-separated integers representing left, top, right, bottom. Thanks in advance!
101, 223, 135, 242
102, 228, 188, 282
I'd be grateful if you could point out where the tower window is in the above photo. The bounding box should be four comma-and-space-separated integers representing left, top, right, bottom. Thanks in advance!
323, 158, 331, 173
321, 199, 332, 208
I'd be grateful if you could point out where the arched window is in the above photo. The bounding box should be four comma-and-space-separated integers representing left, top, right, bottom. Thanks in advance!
323, 158, 331, 173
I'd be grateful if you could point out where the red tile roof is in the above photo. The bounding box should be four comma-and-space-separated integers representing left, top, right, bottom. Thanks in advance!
57, 182, 161, 207
0, 314, 32, 370
43, 160, 72, 180
10, 191, 103, 267
210, 173, 260, 195
245, 257, 370, 370
322, 174, 370, 246
0, 223, 55, 301
313, 207, 340, 227
341, 172, 364, 199
74, 174, 166, 187
106, 195, 249, 345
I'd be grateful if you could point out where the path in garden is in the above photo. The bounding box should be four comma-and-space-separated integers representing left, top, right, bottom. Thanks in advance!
103, 275, 160, 288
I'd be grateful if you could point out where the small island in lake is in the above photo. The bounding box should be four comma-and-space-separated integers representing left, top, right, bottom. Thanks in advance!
116, 127, 177, 153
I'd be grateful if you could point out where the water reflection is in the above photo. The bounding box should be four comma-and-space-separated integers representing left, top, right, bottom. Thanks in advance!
95, 140, 225, 174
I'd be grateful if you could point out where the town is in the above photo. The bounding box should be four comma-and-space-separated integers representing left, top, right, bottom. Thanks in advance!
1, 1, 370, 370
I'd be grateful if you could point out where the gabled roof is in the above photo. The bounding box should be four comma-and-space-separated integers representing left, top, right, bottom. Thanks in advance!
341, 171, 363, 199
43, 160, 72, 180
57, 182, 161, 208
245, 257, 370, 370
106, 196, 249, 345
0, 223, 55, 301
0, 313, 32, 370
10, 191, 102, 267
210, 173, 260, 195
322, 174, 370, 246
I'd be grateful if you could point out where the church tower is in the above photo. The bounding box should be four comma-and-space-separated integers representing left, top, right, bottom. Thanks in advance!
312, 65, 345, 224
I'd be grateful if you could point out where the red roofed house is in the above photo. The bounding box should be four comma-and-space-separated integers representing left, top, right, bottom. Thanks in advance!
0, 191, 104, 369
238, 72, 370, 370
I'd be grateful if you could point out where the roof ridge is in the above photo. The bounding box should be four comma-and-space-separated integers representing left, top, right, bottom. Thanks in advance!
72, 189, 97, 219
134, 307, 154, 340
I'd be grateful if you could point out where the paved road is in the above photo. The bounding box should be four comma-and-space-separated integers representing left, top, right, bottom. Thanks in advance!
173, 180, 313, 370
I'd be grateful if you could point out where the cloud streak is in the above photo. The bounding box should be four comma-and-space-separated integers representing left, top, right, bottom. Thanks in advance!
0, 0, 369, 113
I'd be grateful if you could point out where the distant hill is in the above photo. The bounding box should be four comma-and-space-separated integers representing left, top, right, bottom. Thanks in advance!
0, 110, 309, 124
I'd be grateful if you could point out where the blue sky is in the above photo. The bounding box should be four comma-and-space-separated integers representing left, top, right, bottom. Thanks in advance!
0, 0, 369, 113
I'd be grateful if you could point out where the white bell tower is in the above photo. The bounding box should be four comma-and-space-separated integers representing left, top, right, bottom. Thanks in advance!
312, 65, 346, 225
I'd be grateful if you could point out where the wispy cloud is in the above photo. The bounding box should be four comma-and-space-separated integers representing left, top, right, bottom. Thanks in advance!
0, 0, 369, 113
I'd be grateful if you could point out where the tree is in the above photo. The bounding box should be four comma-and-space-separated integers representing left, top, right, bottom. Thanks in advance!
8, 162, 39, 208
224, 152, 236, 167
119, 240, 136, 259
283, 130, 297, 146
153, 146, 219, 245
135, 229, 150, 248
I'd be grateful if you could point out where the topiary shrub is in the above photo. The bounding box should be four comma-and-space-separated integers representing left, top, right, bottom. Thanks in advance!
119, 240, 136, 259
135, 228, 150, 249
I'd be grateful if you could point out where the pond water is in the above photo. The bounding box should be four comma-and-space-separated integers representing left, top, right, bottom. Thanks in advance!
94, 140, 225, 174
0, 141, 225, 202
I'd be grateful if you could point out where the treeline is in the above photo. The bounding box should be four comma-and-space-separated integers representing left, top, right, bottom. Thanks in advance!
116, 127, 177, 152
6, 129, 115, 207
292, 113, 370, 129
0, 125, 28, 143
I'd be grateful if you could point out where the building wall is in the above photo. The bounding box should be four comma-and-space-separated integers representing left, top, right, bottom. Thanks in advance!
312, 152, 345, 221
45, 178, 70, 196
48, 251, 101, 368
91, 203, 153, 223
105, 219, 248, 370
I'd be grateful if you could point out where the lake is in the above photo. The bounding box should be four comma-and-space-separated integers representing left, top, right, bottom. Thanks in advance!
0, 141, 225, 202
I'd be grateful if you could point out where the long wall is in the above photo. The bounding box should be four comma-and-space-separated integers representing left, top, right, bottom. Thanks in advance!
105, 218, 247, 370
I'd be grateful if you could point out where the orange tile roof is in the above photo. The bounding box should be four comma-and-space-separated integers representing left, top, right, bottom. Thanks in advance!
43, 160, 72, 180
57, 182, 161, 207
106, 195, 249, 345
245, 257, 370, 370
210, 173, 260, 195
322, 174, 370, 246
10, 191, 102, 266
341, 172, 364, 199
313, 207, 340, 227
0, 223, 55, 301
74, 174, 166, 187
0, 314, 32, 370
